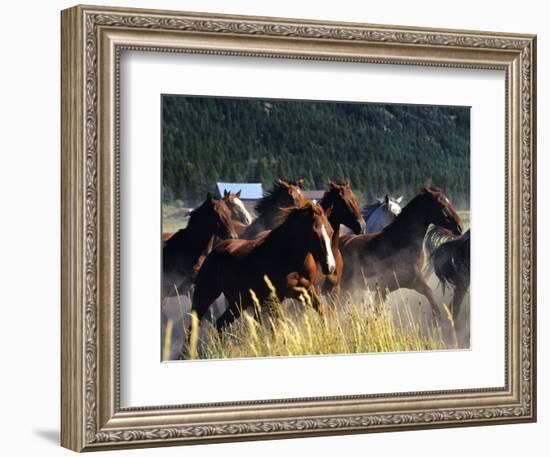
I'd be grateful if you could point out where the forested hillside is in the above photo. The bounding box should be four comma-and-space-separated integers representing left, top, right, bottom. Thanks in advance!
162, 95, 470, 208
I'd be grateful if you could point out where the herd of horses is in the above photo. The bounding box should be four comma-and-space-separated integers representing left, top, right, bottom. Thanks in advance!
162, 178, 470, 349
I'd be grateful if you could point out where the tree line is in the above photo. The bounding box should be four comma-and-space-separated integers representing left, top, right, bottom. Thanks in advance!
162, 95, 470, 209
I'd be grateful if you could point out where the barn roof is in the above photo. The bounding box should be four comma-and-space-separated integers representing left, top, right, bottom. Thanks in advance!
216, 182, 264, 200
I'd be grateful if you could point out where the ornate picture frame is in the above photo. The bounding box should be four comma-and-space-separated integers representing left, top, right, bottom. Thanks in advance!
61, 4, 536, 451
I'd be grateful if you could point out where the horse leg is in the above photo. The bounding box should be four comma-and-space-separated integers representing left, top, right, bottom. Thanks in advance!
372, 285, 387, 312
307, 286, 326, 316
411, 275, 442, 323
191, 278, 223, 323
451, 282, 468, 322
322, 282, 341, 303
320, 271, 341, 301
216, 300, 244, 331
181, 276, 222, 358
288, 272, 326, 316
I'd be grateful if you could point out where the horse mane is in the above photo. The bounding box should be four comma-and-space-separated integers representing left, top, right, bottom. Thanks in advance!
319, 181, 341, 209
187, 198, 212, 226
186, 196, 230, 230
401, 187, 452, 215
248, 201, 317, 250
267, 201, 319, 230
255, 180, 296, 215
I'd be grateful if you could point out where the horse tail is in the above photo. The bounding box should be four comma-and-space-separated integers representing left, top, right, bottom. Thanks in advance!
425, 227, 470, 294
424, 226, 455, 257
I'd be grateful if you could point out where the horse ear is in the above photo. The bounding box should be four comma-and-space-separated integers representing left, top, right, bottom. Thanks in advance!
206, 192, 214, 201
327, 179, 336, 188
296, 178, 305, 188
235, 190, 241, 198
396, 196, 404, 204
345, 177, 350, 185
223, 189, 229, 197
384, 194, 390, 204
276, 178, 289, 189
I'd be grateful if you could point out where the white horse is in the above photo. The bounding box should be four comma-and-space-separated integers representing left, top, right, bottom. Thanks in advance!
363, 194, 403, 233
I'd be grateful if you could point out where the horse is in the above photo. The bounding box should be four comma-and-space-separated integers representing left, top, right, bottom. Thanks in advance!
242, 178, 306, 239
190, 202, 336, 333
340, 187, 463, 321
162, 193, 238, 299
425, 227, 470, 321
362, 194, 403, 233
315, 179, 365, 295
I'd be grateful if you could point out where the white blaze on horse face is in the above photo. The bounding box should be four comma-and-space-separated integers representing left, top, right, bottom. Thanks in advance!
321, 224, 336, 274
233, 197, 252, 225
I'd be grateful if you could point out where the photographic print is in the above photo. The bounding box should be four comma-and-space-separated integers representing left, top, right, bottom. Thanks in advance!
161, 95, 470, 361
61, 6, 536, 449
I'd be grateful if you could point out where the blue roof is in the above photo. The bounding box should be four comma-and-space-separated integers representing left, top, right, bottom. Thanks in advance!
217, 182, 264, 200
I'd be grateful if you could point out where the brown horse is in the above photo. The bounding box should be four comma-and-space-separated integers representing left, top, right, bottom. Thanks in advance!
340, 187, 463, 320
242, 178, 305, 239
191, 202, 335, 332
425, 227, 470, 321
222, 189, 252, 238
315, 179, 365, 295
162, 193, 237, 299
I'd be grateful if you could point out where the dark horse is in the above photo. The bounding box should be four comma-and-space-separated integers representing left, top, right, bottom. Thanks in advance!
315, 179, 365, 295
191, 202, 336, 332
162, 193, 237, 299
425, 227, 470, 321
340, 187, 463, 320
242, 178, 305, 239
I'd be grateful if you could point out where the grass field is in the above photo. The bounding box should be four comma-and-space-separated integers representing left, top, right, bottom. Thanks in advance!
162, 273, 466, 361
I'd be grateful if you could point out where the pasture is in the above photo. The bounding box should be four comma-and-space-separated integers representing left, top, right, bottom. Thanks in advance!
161, 209, 470, 361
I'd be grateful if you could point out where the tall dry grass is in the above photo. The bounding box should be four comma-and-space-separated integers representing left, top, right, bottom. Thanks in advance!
179, 277, 457, 361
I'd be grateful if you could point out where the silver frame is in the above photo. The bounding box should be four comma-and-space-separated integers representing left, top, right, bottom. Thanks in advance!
61, 4, 536, 451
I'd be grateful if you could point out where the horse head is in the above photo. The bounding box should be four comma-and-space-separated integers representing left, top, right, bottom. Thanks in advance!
384, 194, 403, 217
364, 194, 403, 233
275, 178, 306, 207
201, 193, 238, 240
284, 202, 336, 275
420, 187, 463, 236
324, 178, 365, 234
254, 178, 306, 219
223, 189, 253, 225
